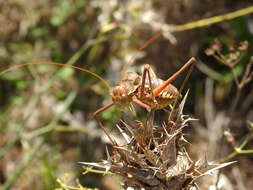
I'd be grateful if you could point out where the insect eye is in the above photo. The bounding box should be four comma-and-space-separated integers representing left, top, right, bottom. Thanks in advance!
134, 76, 141, 85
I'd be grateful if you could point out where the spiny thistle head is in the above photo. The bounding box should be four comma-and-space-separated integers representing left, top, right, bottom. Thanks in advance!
79, 92, 235, 189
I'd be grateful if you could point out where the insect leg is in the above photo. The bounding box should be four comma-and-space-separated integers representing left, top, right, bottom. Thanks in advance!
93, 102, 114, 117
132, 97, 151, 112
94, 116, 118, 146
140, 64, 157, 101
140, 65, 151, 96
168, 60, 195, 120
153, 57, 196, 97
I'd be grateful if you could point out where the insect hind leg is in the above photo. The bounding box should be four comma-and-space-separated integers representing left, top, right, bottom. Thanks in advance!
153, 57, 196, 97
168, 58, 196, 120
139, 64, 157, 101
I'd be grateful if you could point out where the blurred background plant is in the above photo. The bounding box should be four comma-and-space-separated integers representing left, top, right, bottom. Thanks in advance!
0, 0, 253, 189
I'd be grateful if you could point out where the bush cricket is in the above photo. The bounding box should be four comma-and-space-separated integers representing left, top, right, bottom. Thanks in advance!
0, 31, 196, 119
93, 57, 196, 117
0, 31, 196, 145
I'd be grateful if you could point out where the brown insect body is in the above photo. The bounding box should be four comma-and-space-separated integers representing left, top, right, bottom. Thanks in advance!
111, 67, 181, 112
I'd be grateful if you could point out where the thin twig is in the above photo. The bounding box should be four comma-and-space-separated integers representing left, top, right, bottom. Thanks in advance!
229, 86, 242, 117
168, 5, 253, 32
221, 132, 253, 163
82, 167, 114, 176
239, 83, 253, 113
229, 57, 253, 116
230, 67, 240, 87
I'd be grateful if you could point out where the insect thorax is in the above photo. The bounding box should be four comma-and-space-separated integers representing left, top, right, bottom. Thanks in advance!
113, 71, 181, 110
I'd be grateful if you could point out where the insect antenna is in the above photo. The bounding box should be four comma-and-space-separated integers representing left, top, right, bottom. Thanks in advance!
120, 30, 163, 83
0, 61, 111, 92
0, 61, 118, 144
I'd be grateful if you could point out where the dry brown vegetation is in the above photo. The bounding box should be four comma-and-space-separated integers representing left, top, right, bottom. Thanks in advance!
0, 0, 253, 189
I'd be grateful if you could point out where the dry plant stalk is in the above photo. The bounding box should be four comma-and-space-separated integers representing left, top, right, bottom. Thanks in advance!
205, 39, 253, 117
80, 92, 234, 190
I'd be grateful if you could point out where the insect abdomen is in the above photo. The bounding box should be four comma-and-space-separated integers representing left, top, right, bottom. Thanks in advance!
155, 91, 178, 109
141, 90, 180, 110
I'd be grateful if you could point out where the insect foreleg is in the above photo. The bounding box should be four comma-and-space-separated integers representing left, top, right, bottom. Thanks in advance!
94, 116, 117, 146
132, 97, 151, 112
93, 102, 114, 117
153, 57, 196, 97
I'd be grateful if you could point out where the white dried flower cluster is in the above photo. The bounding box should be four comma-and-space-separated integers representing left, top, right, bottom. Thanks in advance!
91, 0, 176, 42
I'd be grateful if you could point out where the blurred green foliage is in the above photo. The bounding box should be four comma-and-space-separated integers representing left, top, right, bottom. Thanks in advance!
0, 0, 253, 189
